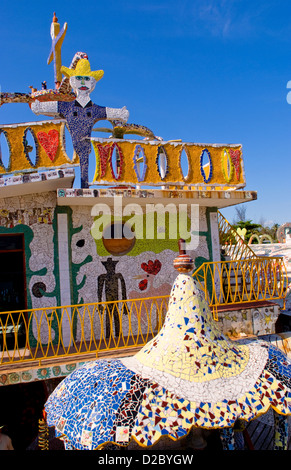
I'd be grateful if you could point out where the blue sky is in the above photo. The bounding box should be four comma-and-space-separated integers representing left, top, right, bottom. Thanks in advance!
1, 0, 291, 226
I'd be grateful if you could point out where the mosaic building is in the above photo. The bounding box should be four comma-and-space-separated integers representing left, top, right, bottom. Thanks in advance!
0, 13, 289, 450
0, 136, 256, 354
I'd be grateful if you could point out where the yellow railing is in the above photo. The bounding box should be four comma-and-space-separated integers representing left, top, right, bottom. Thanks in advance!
0, 296, 169, 366
193, 256, 288, 319
1, 257, 288, 367
218, 211, 257, 260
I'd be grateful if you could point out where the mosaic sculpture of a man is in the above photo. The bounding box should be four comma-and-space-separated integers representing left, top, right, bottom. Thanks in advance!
31, 59, 129, 188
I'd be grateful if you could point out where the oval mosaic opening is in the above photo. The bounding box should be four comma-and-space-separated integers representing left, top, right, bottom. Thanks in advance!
62, 123, 75, 162
110, 144, 122, 180
221, 148, 234, 182
156, 146, 168, 180
180, 147, 190, 181
23, 128, 39, 167
0, 130, 11, 171
133, 144, 147, 182
200, 148, 213, 183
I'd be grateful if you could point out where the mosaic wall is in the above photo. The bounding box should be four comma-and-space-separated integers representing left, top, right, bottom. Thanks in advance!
71, 204, 211, 305
0, 190, 217, 349
69, 204, 213, 342
217, 303, 281, 338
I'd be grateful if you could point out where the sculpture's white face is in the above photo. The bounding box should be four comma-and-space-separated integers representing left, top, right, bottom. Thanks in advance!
70, 76, 97, 98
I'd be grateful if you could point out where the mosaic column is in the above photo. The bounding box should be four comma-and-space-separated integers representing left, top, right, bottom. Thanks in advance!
209, 211, 221, 262
57, 212, 72, 346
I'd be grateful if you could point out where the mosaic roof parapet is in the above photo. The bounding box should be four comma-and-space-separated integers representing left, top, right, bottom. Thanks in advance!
0, 119, 246, 190
0, 120, 78, 175
91, 138, 246, 189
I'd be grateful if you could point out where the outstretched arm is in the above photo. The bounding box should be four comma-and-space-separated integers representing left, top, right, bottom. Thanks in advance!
30, 99, 60, 117
106, 106, 129, 123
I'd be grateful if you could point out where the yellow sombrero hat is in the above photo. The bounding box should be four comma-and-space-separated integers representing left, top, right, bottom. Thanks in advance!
61, 59, 104, 82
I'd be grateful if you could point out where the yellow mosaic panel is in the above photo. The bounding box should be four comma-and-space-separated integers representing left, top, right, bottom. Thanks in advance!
0, 121, 78, 174
91, 139, 245, 187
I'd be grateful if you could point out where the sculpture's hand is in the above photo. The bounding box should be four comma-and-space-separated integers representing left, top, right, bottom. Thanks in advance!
106, 106, 129, 123
30, 99, 40, 113
119, 106, 129, 123
30, 99, 59, 116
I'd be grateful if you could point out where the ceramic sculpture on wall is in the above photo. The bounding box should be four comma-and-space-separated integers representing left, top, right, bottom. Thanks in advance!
44, 240, 291, 450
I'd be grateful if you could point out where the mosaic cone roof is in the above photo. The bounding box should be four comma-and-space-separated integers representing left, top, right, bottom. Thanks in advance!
45, 274, 291, 450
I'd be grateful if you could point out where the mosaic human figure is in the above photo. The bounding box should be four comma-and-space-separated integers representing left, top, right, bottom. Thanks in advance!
97, 258, 127, 339
30, 59, 129, 188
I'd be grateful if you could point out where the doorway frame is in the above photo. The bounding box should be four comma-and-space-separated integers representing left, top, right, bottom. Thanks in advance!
0, 232, 27, 312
